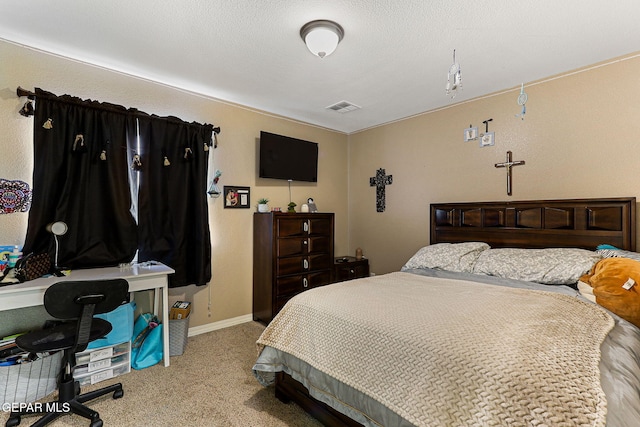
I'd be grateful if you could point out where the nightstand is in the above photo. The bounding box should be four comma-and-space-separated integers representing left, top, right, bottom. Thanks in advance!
333, 256, 370, 283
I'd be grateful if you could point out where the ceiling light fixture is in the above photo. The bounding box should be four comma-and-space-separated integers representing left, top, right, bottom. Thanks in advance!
300, 20, 344, 58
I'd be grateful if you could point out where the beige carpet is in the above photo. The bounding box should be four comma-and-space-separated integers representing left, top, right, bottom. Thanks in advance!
1, 321, 322, 426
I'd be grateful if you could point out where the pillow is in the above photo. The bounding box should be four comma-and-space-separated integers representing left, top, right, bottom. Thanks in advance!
577, 280, 596, 303
596, 245, 640, 262
580, 258, 640, 328
472, 248, 601, 285
401, 242, 490, 273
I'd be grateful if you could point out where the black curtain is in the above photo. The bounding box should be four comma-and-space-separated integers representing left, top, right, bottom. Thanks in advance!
135, 115, 213, 287
22, 89, 214, 287
23, 89, 138, 268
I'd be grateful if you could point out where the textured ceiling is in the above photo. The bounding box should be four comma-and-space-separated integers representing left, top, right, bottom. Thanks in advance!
1, 0, 639, 134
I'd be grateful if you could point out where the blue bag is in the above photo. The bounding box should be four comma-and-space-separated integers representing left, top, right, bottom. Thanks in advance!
87, 301, 135, 349
131, 313, 163, 370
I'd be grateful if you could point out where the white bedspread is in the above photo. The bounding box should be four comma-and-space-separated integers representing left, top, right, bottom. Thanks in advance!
256, 272, 615, 427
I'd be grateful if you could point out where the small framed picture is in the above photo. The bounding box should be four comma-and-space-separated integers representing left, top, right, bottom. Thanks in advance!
479, 132, 495, 147
464, 127, 478, 142
223, 186, 250, 209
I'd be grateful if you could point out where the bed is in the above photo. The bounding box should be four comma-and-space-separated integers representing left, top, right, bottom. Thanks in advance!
253, 197, 640, 427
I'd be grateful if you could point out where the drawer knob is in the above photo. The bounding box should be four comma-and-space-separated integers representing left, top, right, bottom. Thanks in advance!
303, 278, 308, 288
303, 259, 309, 270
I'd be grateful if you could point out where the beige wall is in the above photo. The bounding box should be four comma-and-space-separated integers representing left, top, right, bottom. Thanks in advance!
0, 41, 348, 331
348, 53, 640, 275
3, 39, 640, 330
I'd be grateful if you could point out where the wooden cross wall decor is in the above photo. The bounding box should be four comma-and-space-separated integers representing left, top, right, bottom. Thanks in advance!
494, 151, 525, 196
369, 168, 393, 212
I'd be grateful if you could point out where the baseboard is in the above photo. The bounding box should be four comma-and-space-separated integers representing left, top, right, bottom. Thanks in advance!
187, 314, 254, 337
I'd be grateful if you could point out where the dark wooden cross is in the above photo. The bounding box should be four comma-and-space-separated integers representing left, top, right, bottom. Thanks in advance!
494, 151, 525, 196
369, 168, 393, 212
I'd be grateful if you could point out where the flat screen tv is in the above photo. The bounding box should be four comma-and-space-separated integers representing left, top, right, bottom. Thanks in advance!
259, 131, 318, 182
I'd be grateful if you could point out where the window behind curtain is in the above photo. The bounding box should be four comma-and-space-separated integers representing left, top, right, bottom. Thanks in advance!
23, 89, 213, 287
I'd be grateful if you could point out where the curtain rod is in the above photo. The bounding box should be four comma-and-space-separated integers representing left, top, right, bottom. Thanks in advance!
16, 86, 220, 135
17, 86, 35, 99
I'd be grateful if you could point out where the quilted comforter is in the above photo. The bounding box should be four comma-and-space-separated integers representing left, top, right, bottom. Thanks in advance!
255, 272, 618, 427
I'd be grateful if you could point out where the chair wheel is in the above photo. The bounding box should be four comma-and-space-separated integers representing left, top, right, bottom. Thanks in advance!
113, 389, 124, 399
5, 416, 21, 427
90, 419, 103, 427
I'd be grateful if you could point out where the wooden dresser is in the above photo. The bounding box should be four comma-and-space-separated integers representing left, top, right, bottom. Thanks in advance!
253, 212, 334, 324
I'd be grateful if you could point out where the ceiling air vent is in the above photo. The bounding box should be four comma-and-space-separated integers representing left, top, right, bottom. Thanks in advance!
326, 100, 361, 113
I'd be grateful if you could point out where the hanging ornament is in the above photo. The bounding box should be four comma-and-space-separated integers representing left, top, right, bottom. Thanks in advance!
208, 169, 222, 198
72, 134, 87, 153
131, 153, 143, 171
99, 139, 109, 161
163, 156, 171, 166
445, 49, 462, 99
212, 127, 221, 149
19, 100, 34, 117
184, 147, 193, 160
42, 118, 53, 129
515, 83, 528, 120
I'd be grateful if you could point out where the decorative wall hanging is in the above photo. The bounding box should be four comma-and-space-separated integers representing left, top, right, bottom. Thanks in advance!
224, 186, 250, 208
480, 119, 494, 147
0, 179, 32, 214
464, 125, 478, 142
515, 83, 528, 120
494, 151, 525, 196
369, 168, 393, 212
446, 49, 462, 99
208, 170, 222, 198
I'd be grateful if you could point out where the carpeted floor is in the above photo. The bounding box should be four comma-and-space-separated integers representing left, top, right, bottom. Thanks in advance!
1, 321, 323, 426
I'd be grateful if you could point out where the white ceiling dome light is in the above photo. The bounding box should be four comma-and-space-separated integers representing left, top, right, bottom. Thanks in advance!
300, 20, 344, 58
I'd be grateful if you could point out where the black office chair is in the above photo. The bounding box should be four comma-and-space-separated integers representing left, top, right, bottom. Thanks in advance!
6, 279, 129, 427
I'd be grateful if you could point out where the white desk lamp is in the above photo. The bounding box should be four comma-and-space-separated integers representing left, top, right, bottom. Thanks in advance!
46, 221, 68, 270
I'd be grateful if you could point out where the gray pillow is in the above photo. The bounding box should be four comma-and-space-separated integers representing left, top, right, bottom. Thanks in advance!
402, 242, 490, 273
472, 248, 601, 285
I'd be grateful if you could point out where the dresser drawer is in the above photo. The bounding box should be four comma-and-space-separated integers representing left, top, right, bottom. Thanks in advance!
277, 236, 331, 257
277, 217, 333, 237
275, 270, 332, 297
277, 254, 332, 276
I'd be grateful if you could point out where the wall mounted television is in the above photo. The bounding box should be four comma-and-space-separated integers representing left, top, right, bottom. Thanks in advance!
259, 131, 318, 182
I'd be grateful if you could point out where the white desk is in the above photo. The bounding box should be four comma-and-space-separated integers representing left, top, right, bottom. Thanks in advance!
0, 263, 175, 367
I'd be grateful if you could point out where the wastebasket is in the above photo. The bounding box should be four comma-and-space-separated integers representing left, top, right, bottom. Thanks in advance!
168, 315, 190, 356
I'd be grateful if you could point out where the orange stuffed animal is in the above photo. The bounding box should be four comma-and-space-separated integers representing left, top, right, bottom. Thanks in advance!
580, 257, 640, 328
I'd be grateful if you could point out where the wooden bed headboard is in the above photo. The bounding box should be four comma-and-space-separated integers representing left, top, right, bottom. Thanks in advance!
431, 197, 636, 251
